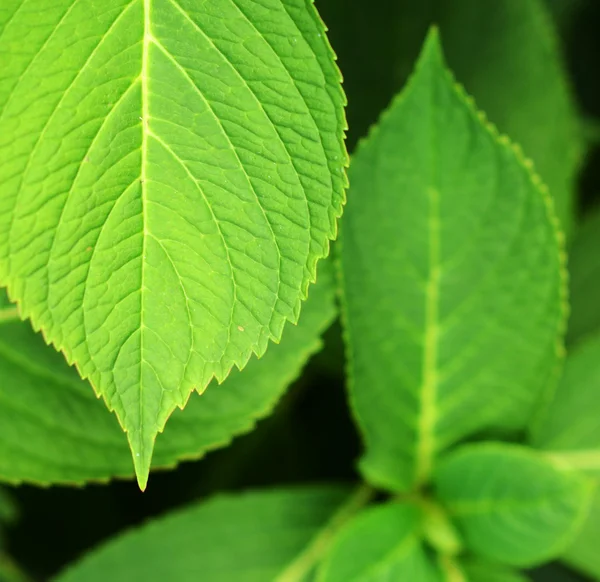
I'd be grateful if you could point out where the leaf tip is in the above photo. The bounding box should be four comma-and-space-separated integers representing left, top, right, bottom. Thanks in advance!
127, 432, 153, 492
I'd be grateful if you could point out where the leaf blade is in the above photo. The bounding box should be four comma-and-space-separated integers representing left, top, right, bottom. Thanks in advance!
55, 486, 354, 582
0, 261, 337, 485
316, 502, 442, 582
0, 0, 347, 486
434, 443, 592, 567
339, 29, 565, 492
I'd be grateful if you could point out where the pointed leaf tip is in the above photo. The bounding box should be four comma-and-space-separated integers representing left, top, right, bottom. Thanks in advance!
128, 432, 152, 492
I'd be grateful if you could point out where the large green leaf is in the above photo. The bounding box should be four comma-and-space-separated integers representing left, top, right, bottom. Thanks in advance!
317, 503, 441, 582
318, 0, 581, 231
0, 262, 336, 485
56, 486, 363, 582
434, 443, 592, 567
0, 0, 347, 487
338, 30, 565, 492
566, 208, 600, 345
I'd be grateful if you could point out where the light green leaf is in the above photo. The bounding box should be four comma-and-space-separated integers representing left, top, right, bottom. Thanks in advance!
562, 490, 600, 580
434, 443, 592, 567
317, 503, 442, 582
0, 0, 347, 487
532, 331, 600, 478
531, 332, 600, 579
0, 262, 336, 485
338, 29, 566, 492
56, 486, 363, 582
319, 0, 581, 232
567, 208, 600, 345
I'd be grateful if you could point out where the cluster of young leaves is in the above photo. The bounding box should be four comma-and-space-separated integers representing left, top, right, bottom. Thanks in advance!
1, 0, 599, 580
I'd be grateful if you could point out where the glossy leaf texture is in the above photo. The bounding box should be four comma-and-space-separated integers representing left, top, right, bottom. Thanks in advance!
338, 30, 566, 492
0, 0, 347, 487
318, 0, 582, 232
434, 443, 592, 567
317, 503, 441, 582
566, 208, 600, 345
532, 332, 600, 578
0, 262, 336, 485
56, 486, 355, 582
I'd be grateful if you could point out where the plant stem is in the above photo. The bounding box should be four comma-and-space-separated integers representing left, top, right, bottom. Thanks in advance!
274, 484, 375, 582
438, 554, 467, 582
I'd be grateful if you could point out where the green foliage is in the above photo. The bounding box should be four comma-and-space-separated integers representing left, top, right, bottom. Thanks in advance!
0, 0, 347, 487
461, 558, 530, 582
0, 261, 337, 484
566, 209, 600, 345
434, 443, 592, 567
56, 486, 354, 581
339, 29, 565, 493
533, 331, 600, 578
0, 0, 598, 580
317, 503, 441, 581
319, 0, 582, 233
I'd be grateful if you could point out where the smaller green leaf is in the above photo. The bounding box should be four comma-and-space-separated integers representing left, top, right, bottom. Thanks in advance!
562, 490, 600, 580
434, 443, 592, 567
317, 503, 441, 582
567, 208, 600, 345
56, 486, 359, 582
533, 331, 600, 478
461, 558, 529, 582
531, 332, 600, 578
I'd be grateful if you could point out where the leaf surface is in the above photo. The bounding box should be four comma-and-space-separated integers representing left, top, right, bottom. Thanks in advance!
318, 0, 581, 231
339, 30, 565, 492
566, 208, 600, 345
461, 559, 529, 582
434, 443, 592, 567
56, 486, 356, 582
317, 503, 441, 582
0, 262, 336, 485
0, 0, 346, 487
531, 332, 600, 578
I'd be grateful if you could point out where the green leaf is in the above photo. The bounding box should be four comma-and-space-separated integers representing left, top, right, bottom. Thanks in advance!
317, 502, 441, 582
531, 332, 600, 579
461, 558, 529, 582
56, 486, 362, 582
562, 490, 600, 580
0, 0, 347, 487
434, 443, 592, 567
0, 261, 336, 485
532, 331, 600, 478
319, 0, 581, 231
338, 29, 566, 492
566, 208, 600, 345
